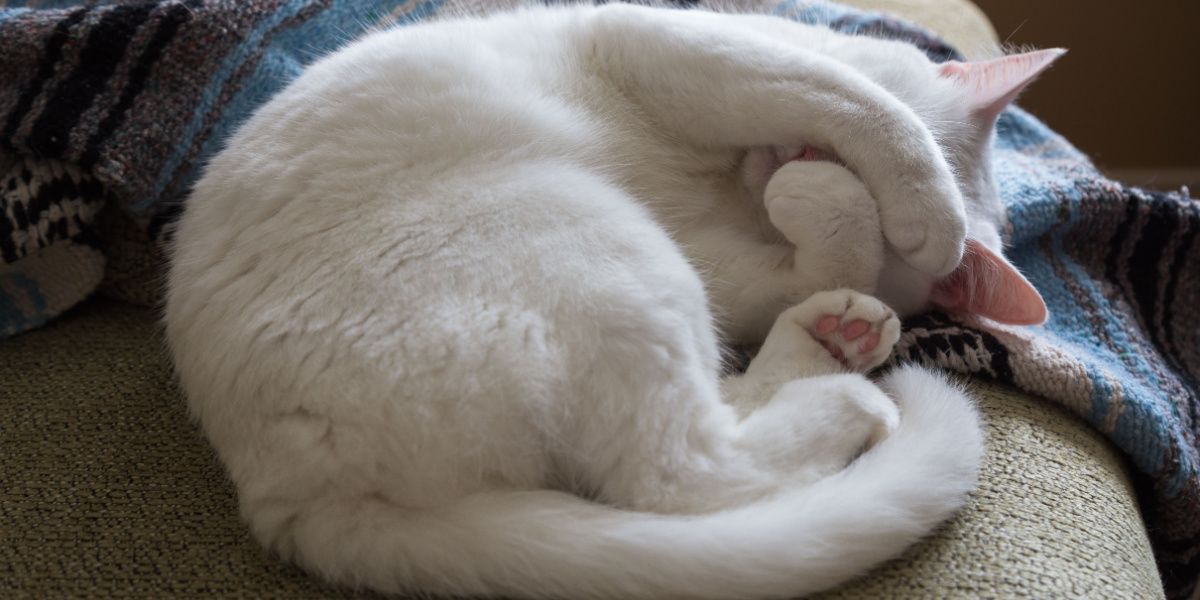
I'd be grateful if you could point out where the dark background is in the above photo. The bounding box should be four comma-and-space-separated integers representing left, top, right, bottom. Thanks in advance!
973, 1, 1200, 190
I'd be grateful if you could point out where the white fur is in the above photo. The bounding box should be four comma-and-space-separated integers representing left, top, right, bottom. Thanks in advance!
165, 5, 992, 599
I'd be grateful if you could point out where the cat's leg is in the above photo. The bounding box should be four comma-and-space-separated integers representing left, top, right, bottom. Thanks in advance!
753, 289, 901, 379
723, 288, 901, 413
571, 265, 899, 515
505, 171, 901, 514
724, 289, 902, 482
585, 4, 966, 277
764, 161, 885, 295
702, 158, 886, 343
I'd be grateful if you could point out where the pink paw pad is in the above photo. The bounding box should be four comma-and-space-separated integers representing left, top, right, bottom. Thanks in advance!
816, 315, 840, 335
806, 305, 899, 372
859, 332, 881, 354
789, 290, 902, 373
781, 145, 843, 165
840, 319, 870, 340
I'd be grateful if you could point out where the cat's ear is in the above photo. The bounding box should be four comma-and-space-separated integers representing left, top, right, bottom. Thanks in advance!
938, 49, 1066, 123
930, 239, 1048, 325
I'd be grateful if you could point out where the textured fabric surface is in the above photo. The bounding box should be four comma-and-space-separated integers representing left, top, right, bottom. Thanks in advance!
882, 126, 1200, 596
821, 380, 1165, 599
0, 153, 107, 336
838, 0, 997, 58
0, 298, 1164, 598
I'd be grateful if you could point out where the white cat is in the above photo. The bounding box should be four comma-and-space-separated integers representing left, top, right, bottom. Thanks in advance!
165, 4, 1058, 598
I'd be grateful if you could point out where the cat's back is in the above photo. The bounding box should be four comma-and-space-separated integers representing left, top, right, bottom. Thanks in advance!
168, 6, 614, 314
164, 5, 688, 433
210, 7, 603, 180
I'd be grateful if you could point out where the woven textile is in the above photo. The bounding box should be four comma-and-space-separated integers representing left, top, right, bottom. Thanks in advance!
0, 0, 1196, 596
0, 298, 1165, 598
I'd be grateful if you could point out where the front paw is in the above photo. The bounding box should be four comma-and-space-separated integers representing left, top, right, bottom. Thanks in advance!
785, 289, 900, 372
877, 179, 967, 277
764, 161, 869, 247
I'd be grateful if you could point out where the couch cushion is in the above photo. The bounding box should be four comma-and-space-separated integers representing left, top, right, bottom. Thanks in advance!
0, 298, 1163, 598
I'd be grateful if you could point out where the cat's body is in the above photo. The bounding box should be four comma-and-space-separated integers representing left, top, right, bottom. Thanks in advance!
165, 5, 1056, 598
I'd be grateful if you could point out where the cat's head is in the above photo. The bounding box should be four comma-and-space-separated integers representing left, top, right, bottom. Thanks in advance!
871, 47, 1063, 325
768, 42, 1063, 326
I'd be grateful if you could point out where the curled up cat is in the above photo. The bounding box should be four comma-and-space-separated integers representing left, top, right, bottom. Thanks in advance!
165, 4, 1059, 599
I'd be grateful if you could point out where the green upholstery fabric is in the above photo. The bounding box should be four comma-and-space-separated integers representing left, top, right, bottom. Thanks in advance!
824, 381, 1163, 599
1, 300, 365, 598
1, 298, 1163, 599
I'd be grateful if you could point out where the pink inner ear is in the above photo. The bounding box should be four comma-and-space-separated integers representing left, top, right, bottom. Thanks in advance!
930, 240, 1048, 325
938, 48, 1066, 122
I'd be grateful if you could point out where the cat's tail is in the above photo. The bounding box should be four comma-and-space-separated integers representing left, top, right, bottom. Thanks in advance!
275, 365, 981, 600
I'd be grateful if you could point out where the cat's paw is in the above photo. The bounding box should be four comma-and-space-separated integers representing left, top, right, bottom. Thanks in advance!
877, 176, 967, 277
764, 161, 873, 249
788, 289, 900, 372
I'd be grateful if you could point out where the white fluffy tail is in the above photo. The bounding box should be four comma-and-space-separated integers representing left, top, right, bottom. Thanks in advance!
273, 366, 981, 599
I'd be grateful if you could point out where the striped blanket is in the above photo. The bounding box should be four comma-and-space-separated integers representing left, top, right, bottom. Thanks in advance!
1, 0, 1196, 596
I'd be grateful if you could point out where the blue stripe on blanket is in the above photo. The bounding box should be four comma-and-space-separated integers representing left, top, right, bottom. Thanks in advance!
0, 8, 33, 24
395, 0, 450, 24
147, 0, 322, 209
142, 0, 443, 210
1029, 186, 1174, 475
0, 271, 46, 337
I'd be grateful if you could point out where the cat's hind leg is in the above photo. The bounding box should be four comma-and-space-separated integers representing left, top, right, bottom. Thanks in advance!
559, 231, 899, 514
583, 283, 901, 514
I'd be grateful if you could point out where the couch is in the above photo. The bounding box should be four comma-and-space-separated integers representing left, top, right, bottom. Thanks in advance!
0, 0, 1167, 597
